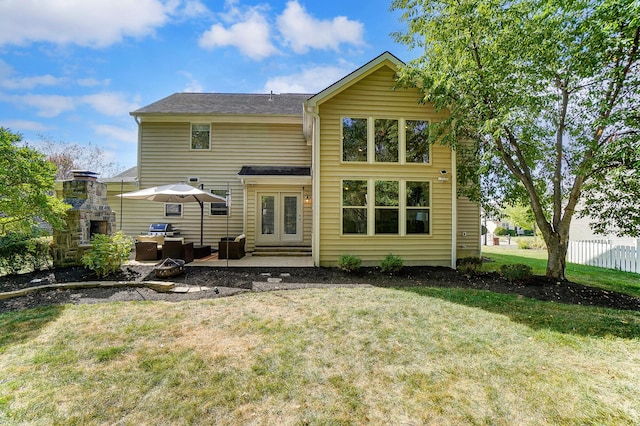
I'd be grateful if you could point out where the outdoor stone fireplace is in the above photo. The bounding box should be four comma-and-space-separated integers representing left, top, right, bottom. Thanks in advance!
52, 171, 117, 267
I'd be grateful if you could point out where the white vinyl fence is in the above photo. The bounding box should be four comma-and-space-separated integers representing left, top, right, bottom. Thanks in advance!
567, 239, 640, 274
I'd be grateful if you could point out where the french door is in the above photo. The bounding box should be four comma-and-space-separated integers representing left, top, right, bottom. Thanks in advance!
257, 192, 302, 243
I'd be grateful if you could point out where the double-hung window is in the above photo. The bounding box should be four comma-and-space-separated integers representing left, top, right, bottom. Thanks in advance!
375, 181, 399, 234
406, 181, 430, 234
342, 180, 368, 234
210, 189, 228, 216
191, 124, 210, 150
165, 203, 182, 218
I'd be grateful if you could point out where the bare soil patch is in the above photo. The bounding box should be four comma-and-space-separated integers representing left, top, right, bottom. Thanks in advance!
2, 263, 640, 313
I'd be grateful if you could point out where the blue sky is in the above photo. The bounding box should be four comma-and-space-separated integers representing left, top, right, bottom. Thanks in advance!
0, 0, 415, 172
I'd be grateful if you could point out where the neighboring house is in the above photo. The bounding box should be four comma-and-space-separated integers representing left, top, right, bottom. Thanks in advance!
569, 210, 637, 246
115, 52, 480, 267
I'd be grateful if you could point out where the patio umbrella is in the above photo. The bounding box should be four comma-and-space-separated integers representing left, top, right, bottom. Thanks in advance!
117, 183, 226, 245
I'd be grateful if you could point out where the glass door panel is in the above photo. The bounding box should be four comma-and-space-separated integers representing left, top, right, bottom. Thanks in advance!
283, 196, 298, 235
261, 195, 275, 235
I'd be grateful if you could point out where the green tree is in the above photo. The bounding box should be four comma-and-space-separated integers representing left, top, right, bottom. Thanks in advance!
503, 203, 536, 233
392, 0, 640, 279
0, 128, 70, 234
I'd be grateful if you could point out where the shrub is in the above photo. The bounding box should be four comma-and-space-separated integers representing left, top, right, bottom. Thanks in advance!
516, 238, 531, 249
82, 231, 133, 278
0, 231, 52, 275
457, 256, 483, 275
338, 254, 362, 273
494, 226, 509, 236
499, 263, 533, 283
380, 253, 403, 274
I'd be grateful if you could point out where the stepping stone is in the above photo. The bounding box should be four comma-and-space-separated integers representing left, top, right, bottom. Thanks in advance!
267, 277, 283, 283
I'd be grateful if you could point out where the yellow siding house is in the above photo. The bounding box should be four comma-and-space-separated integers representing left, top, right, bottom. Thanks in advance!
120, 52, 479, 267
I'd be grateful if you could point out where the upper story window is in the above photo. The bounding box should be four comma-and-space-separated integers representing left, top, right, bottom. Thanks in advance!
342, 117, 430, 164
342, 118, 367, 162
191, 124, 210, 150
374, 119, 399, 162
406, 120, 430, 163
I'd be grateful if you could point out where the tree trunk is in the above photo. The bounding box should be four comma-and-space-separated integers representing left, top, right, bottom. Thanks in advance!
545, 234, 568, 281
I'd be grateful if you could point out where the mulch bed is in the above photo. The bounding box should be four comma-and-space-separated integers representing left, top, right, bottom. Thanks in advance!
1, 264, 640, 313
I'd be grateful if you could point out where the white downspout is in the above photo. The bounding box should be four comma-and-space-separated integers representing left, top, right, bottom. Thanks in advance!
307, 106, 321, 267
451, 148, 458, 269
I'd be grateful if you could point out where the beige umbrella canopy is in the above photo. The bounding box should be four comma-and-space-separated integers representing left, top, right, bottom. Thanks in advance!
117, 183, 226, 245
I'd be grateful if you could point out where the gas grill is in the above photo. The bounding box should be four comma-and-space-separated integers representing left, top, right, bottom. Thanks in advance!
148, 223, 176, 236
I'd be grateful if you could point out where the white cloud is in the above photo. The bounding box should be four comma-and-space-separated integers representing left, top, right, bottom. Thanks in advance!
94, 124, 138, 144
262, 64, 353, 94
2, 119, 51, 132
1, 74, 64, 90
276, 1, 364, 54
178, 71, 203, 92
0, 59, 64, 90
78, 78, 111, 87
199, 6, 278, 60
179, 0, 209, 18
81, 92, 140, 116
0, 91, 139, 117
10, 94, 77, 117
0, 0, 180, 48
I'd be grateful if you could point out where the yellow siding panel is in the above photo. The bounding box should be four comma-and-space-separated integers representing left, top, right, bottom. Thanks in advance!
457, 196, 481, 258
317, 65, 455, 267
133, 121, 311, 247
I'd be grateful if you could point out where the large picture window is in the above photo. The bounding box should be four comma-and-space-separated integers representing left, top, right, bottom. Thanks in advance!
406, 181, 430, 234
342, 180, 367, 234
406, 120, 430, 163
342, 117, 430, 164
374, 119, 399, 162
342, 118, 367, 162
191, 124, 210, 150
342, 180, 431, 236
375, 180, 399, 234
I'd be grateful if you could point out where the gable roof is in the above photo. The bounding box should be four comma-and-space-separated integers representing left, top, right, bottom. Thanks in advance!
131, 93, 313, 117
305, 52, 404, 108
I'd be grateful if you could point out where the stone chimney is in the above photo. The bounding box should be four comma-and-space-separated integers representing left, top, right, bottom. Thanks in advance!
52, 171, 117, 267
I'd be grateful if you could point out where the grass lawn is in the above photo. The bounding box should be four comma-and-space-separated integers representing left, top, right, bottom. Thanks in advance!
1, 287, 639, 425
482, 245, 640, 298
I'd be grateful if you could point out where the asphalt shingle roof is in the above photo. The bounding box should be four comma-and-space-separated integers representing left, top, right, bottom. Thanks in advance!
131, 93, 313, 116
